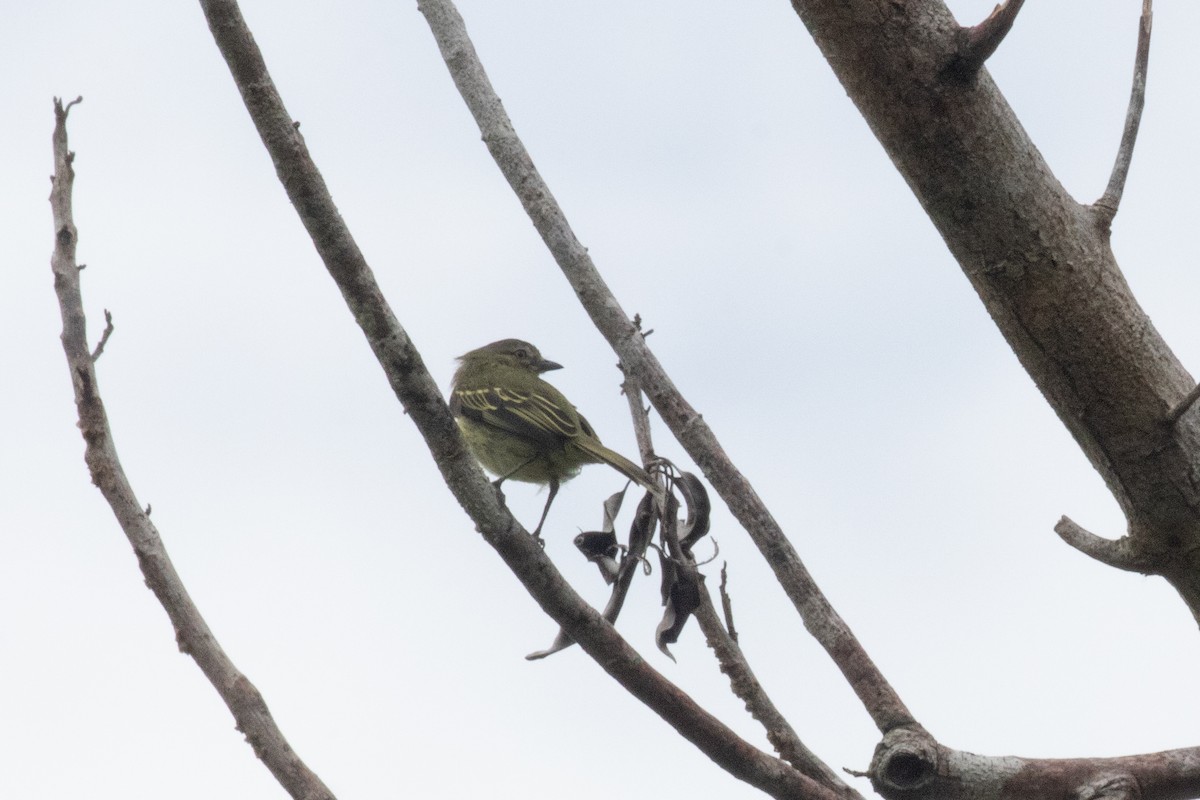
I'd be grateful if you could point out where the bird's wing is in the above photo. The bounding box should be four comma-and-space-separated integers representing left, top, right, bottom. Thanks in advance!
453, 385, 582, 447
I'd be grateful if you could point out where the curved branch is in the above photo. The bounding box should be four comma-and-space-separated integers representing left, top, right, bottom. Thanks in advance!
416, 0, 919, 736
49, 98, 337, 800
195, 2, 831, 797
1093, 0, 1154, 228
1055, 516, 1157, 574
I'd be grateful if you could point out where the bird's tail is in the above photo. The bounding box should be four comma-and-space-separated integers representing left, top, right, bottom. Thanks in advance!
574, 438, 661, 497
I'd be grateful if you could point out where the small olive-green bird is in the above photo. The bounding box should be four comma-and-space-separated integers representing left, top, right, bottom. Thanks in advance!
450, 338, 657, 539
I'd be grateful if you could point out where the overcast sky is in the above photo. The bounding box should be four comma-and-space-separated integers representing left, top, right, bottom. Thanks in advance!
5, 1, 1200, 798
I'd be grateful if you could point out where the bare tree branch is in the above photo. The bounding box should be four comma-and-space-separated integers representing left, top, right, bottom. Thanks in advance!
1093, 0, 1154, 228
195, 2, 837, 796
48, 97, 337, 800
949, 0, 1027, 80
416, 0, 920, 738
621, 395, 656, 476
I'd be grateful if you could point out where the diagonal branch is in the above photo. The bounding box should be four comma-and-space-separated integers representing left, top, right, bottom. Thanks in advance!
1093, 0, 1154, 228
949, 0, 1027, 80
416, 0, 919, 736
48, 97, 337, 800
195, 2, 834, 797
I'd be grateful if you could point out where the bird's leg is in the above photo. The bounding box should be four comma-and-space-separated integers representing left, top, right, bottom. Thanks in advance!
529, 477, 560, 546
491, 455, 539, 502
490, 476, 507, 503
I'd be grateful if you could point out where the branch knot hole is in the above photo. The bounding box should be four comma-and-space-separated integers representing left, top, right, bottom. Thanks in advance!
871, 729, 939, 792
882, 751, 935, 790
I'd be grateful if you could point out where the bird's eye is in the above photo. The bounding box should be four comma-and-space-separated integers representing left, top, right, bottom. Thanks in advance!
514, 348, 528, 359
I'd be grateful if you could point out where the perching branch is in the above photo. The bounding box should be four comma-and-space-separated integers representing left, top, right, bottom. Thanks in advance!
1093, 0, 1153, 228
949, 0, 1026, 80
195, 2, 835, 797
417, 0, 919, 737
48, 97, 337, 800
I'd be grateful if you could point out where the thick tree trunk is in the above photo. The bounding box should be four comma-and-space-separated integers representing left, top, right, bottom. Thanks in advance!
790, 0, 1200, 621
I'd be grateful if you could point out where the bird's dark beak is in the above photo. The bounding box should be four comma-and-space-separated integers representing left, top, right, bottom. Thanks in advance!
537, 358, 563, 373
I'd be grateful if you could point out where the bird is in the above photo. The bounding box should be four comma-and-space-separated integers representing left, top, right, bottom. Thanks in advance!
450, 338, 658, 539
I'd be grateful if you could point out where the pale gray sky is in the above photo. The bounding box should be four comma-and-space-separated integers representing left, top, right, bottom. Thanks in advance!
5, 1, 1199, 798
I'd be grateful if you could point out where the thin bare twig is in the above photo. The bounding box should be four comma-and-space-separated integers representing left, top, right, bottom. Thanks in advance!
1166, 382, 1200, 424
48, 97, 337, 800
91, 308, 114, 361
950, 0, 1027, 79
620, 375, 657, 473
197, 2, 834, 797
418, 0, 919, 737
1094, 0, 1153, 228
719, 563, 738, 643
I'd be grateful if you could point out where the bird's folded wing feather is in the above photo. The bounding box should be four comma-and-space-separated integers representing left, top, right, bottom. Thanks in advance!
453, 386, 580, 446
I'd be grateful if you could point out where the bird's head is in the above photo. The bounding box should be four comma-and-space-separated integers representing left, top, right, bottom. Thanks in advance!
458, 338, 563, 374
